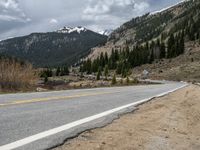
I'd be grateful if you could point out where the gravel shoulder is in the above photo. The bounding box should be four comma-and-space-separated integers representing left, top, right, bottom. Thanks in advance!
54, 84, 200, 150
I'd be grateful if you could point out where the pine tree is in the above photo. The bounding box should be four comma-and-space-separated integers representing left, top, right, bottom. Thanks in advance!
104, 52, 109, 65
156, 39, 160, 47
56, 67, 60, 76
100, 52, 105, 67
112, 74, 117, 85
63, 66, 69, 75
121, 64, 128, 78
104, 65, 109, 80
196, 32, 199, 40
96, 68, 101, 80
125, 46, 130, 58
47, 68, 53, 77
189, 24, 196, 41
126, 76, 130, 85
44, 75, 48, 83
116, 62, 122, 75
114, 50, 119, 61
160, 42, 166, 59
180, 31, 185, 54
143, 44, 149, 64
109, 49, 116, 69
167, 34, 175, 58
149, 49, 154, 64
86, 59, 92, 74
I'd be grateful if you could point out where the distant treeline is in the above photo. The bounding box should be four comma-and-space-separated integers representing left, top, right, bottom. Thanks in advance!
40, 66, 70, 78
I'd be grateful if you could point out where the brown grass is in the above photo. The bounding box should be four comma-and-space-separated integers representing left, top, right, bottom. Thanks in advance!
0, 58, 37, 91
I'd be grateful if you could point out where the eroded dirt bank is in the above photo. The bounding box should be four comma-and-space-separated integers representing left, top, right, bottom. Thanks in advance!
54, 85, 200, 150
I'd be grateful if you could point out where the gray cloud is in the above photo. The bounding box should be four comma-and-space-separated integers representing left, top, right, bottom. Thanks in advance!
0, 0, 183, 40
0, 0, 30, 22
82, 0, 150, 31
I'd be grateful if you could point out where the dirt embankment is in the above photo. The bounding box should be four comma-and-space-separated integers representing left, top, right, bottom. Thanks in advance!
54, 84, 200, 150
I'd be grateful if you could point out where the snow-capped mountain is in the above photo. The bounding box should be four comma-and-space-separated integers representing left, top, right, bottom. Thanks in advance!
56, 26, 87, 34
0, 26, 107, 67
98, 29, 114, 36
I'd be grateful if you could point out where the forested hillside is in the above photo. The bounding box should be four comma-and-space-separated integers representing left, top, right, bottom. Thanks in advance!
83, 0, 200, 77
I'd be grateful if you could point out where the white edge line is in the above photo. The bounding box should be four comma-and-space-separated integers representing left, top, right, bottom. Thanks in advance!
0, 84, 188, 150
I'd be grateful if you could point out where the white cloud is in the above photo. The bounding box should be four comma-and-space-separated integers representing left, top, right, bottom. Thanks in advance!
0, 0, 20, 11
0, 14, 18, 21
82, 0, 149, 31
0, 0, 30, 22
49, 18, 58, 24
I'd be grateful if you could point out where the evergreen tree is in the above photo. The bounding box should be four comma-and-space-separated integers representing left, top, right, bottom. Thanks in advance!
91, 59, 98, 73
167, 34, 175, 58
126, 76, 130, 85
189, 24, 196, 41
114, 50, 119, 61
149, 49, 154, 63
63, 66, 69, 76
44, 75, 48, 83
180, 31, 185, 54
47, 68, 53, 77
104, 52, 109, 65
125, 46, 130, 58
104, 65, 109, 80
96, 67, 101, 80
80, 65, 83, 73
112, 74, 117, 85
109, 49, 116, 69
56, 67, 61, 76
196, 32, 199, 40
121, 64, 128, 78
156, 38, 160, 47
160, 42, 166, 59
116, 61, 123, 75
86, 59, 92, 74
100, 52, 105, 67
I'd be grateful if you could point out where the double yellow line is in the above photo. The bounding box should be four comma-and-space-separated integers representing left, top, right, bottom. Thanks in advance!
0, 91, 115, 107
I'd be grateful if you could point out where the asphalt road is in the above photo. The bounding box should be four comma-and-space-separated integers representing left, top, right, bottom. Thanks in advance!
0, 81, 187, 150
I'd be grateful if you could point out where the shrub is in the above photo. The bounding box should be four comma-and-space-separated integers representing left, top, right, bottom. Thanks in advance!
0, 58, 37, 91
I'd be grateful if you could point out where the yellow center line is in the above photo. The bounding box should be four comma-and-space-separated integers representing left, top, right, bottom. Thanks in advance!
0, 91, 115, 107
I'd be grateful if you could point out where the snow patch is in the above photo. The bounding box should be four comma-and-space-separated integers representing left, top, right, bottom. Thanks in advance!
98, 29, 113, 36
57, 26, 87, 34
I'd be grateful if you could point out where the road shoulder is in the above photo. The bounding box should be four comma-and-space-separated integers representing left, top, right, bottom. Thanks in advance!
54, 84, 200, 150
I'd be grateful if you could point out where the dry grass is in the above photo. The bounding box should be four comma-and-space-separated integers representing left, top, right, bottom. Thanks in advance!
0, 58, 37, 91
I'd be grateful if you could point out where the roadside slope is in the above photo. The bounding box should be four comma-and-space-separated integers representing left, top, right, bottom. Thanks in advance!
54, 84, 200, 150
132, 41, 200, 82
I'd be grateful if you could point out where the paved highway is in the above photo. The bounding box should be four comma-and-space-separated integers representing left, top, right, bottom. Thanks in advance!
0, 81, 187, 150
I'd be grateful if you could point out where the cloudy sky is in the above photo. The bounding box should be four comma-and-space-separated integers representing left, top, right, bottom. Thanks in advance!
0, 0, 183, 40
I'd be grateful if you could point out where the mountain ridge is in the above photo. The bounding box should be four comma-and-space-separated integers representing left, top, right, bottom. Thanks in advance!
0, 27, 107, 67
88, 0, 197, 60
